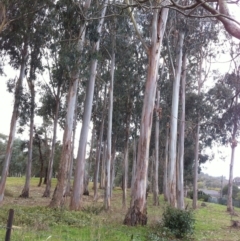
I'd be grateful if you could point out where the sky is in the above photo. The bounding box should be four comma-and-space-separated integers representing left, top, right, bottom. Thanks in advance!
0, 3, 240, 180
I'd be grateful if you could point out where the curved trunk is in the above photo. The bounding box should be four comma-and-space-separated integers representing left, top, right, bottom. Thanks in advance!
0, 41, 28, 204
124, 8, 169, 226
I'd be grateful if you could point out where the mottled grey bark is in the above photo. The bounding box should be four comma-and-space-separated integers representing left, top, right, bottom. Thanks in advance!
105, 30, 115, 210
124, 8, 169, 226
168, 31, 185, 208
176, 53, 187, 210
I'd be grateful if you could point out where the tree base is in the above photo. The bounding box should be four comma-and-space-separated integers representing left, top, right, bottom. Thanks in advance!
42, 189, 50, 198
231, 220, 240, 228
83, 190, 89, 196
19, 189, 29, 198
123, 204, 147, 226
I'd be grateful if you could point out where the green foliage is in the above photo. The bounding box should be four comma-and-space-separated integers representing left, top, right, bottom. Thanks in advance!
222, 184, 240, 199
0, 206, 92, 231
161, 206, 195, 239
82, 204, 104, 215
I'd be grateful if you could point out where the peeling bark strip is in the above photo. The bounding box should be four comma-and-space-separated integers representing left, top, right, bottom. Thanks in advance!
49, 79, 78, 208
124, 7, 169, 226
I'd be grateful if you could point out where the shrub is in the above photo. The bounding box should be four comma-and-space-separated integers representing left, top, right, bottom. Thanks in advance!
161, 206, 195, 239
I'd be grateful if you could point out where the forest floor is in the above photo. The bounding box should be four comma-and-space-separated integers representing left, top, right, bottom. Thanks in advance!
0, 177, 240, 241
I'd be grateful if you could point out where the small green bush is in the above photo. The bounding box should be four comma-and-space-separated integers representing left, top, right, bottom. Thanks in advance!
161, 206, 195, 239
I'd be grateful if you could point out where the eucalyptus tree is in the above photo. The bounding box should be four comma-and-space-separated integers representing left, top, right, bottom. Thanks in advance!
20, 7, 52, 197
70, 0, 108, 210
50, 0, 92, 208
123, 0, 169, 224
0, 0, 51, 203
207, 56, 240, 212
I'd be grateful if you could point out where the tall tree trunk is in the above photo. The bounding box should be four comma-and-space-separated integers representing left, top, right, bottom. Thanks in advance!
49, 79, 78, 208
122, 144, 129, 208
193, 49, 203, 209
163, 123, 169, 201
123, 8, 169, 226
168, 31, 185, 208
43, 87, 60, 197
153, 90, 160, 206
101, 142, 107, 189
43, 93, 60, 197
122, 95, 132, 208
110, 136, 116, 197
0, 41, 28, 203
193, 121, 200, 209
70, 0, 108, 210
176, 53, 187, 210
105, 29, 115, 210
20, 73, 35, 197
37, 134, 44, 187
227, 105, 238, 212
66, 95, 78, 196
49, 0, 91, 208
93, 101, 106, 199
131, 138, 137, 195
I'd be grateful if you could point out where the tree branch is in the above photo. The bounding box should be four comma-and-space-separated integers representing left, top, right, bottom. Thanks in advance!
125, 0, 149, 53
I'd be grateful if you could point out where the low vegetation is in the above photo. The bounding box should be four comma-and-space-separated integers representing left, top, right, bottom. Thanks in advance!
0, 178, 240, 241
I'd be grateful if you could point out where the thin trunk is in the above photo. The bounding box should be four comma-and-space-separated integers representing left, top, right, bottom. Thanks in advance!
37, 136, 44, 187
153, 90, 160, 206
66, 95, 78, 196
122, 95, 132, 208
163, 123, 169, 201
101, 142, 107, 188
43, 87, 60, 197
177, 53, 187, 210
227, 104, 238, 212
0, 41, 28, 203
122, 144, 129, 208
193, 122, 200, 209
110, 136, 116, 197
193, 49, 203, 210
94, 113, 105, 198
124, 8, 169, 226
20, 80, 35, 197
49, 0, 91, 208
49, 79, 78, 208
93, 86, 107, 199
105, 30, 115, 210
70, 0, 108, 210
131, 138, 137, 195
168, 31, 185, 208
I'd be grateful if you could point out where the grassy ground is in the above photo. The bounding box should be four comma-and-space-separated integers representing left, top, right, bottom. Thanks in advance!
0, 177, 240, 241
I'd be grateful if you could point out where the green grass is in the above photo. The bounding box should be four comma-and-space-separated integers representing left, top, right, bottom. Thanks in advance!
0, 177, 240, 240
